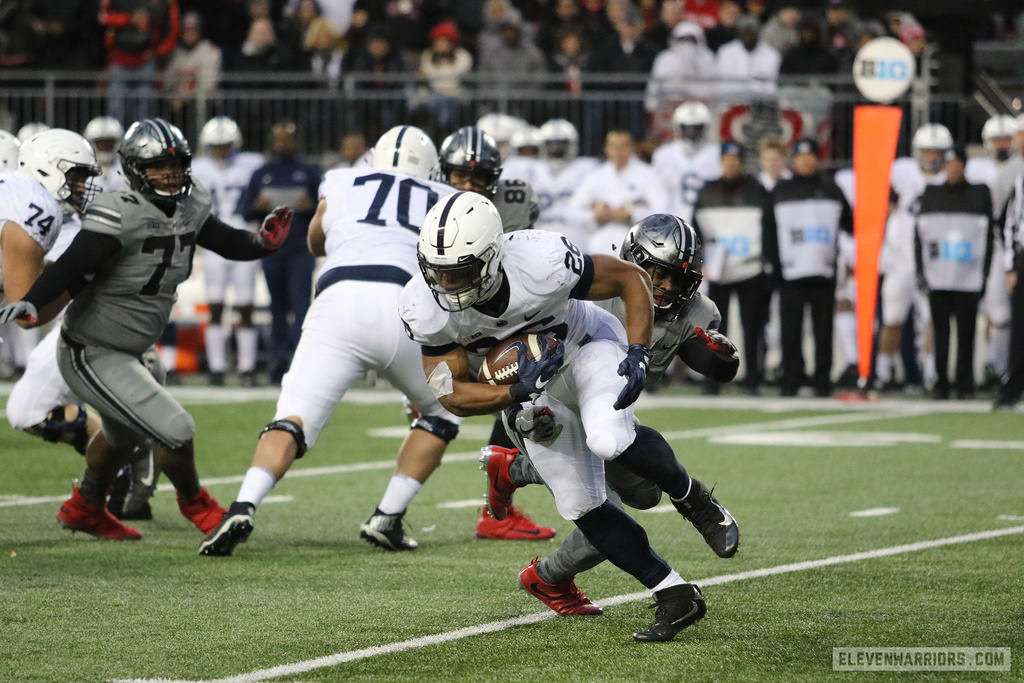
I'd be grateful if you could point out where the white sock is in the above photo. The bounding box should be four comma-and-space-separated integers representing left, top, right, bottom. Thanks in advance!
237, 327, 258, 373
205, 324, 227, 373
922, 352, 937, 387
835, 310, 857, 366
876, 352, 894, 383
651, 570, 685, 593
987, 326, 1010, 375
377, 473, 422, 514
236, 466, 276, 507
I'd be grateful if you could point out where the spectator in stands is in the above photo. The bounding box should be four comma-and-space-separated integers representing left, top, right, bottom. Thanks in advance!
99, 0, 181, 123
418, 20, 473, 130
745, 0, 768, 26
538, 0, 594, 55
284, 0, 356, 38
226, 16, 294, 82
764, 138, 852, 397
684, 0, 719, 33
589, 5, 658, 76
478, 15, 548, 89
645, 21, 716, 111
345, 25, 407, 136
715, 14, 780, 96
0, 3, 38, 68
479, 0, 523, 57
704, 0, 741, 53
824, 0, 862, 71
164, 11, 222, 118
758, 135, 790, 191
240, 121, 322, 385
304, 17, 345, 89
547, 29, 590, 93
278, 0, 322, 68
781, 16, 839, 75
759, 3, 800, 55
644, 0, 685, 52
26, 0, 101, 69
579, 0, 617, 48
353, 0, 428, 62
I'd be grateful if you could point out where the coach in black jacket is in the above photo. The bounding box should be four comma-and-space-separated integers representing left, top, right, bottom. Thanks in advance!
692, 141, 771, 393
764, 138, 853, 397
915, 147, 994, 399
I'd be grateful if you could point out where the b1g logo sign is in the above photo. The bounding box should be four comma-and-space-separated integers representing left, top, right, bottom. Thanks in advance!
852, 37, 915, 103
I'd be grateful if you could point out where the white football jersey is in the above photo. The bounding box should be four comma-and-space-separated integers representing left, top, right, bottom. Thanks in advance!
536, 157, 599, 244
401, 229, 621, 364
599, 292, 720, 381
191, 152, 264, 231
502, 156, 551, 189
890, 157, 945, 216
93, 160, 128, 193
651, 141, 722, 223
0, 170, 63, 292
318, 167, 455, 275
48, 213, 82, 262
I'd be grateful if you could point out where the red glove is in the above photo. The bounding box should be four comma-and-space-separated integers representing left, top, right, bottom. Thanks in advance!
694, 326, 738, 361
258, 206, 293, 251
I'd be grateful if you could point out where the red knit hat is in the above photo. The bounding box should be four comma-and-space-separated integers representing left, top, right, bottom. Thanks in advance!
430, 20, 460, 44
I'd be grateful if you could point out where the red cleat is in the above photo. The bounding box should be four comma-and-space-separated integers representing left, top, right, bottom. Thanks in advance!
476, 505, 556, 540
479, 445, 521, 521
177, 488, 226, 534
519, 556, 603, 615
57, 487, 142, 540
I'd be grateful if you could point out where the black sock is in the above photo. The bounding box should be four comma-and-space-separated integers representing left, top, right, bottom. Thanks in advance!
488, 417, 517, 449
612, 425, 690, 499
229, 501, 254, 516
79, 471, 106, 506
573, 500, 670, 589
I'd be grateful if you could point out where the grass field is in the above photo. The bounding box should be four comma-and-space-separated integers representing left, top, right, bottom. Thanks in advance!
1, 386, 1021, 682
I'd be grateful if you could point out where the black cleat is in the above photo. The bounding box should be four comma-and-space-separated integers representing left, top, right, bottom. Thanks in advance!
633, 583, 706, 642
360, 508, 418, 551
198, 502, 254, 556
672, 478, 739, 558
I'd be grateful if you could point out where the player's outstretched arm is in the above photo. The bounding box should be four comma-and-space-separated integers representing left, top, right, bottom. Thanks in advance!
197, 206, 293, 260
584, 254, 653, 348
678, 327, 739, 383
421, 346, 555, 418
0, 221, 46, 306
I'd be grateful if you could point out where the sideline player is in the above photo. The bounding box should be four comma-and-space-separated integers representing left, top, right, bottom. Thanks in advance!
404, 193, 735, 641
191, 116, 266, 384
199, 126, 462, 556
486, 215, 740, 616
651, 101, 722, 224
0, 118, 293, 540
83, 116, 128, 192
535, 118, 598, 247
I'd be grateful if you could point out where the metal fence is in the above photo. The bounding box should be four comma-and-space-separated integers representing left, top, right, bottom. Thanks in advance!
0, 69, 980, 169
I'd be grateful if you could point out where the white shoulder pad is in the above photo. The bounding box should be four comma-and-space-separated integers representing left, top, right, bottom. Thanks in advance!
399, 276, 452, 347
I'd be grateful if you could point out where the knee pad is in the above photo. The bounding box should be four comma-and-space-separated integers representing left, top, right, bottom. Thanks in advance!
586, 429, 633, 461
260, 418, 307, 458
162, 412, 196, 450
411, 415, 459, 443
40, 404, 90, 455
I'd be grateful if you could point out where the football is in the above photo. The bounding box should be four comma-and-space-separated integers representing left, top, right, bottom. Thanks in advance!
477, 333, 560, 385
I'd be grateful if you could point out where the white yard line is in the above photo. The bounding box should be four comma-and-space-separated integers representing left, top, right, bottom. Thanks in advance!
108, 524, 1024, 683
849, 507, 900, 517
949, 440, 1024, 450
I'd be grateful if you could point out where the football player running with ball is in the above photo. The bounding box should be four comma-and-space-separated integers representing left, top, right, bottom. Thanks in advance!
486, 214, 741, 618
402, 193, 734, 641
0, 118, 293, 540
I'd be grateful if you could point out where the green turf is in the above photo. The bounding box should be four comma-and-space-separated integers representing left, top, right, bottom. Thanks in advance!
1, 393, 1020, 682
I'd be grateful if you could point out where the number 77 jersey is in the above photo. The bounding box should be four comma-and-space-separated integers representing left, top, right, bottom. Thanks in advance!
62, 182, 212, 355
317, 168, 455, 274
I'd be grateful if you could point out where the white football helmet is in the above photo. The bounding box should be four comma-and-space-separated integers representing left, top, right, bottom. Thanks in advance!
981, 114, 1017, 160
509, 126, 543, 155
83, 116, 125, 166
911, 123, 953, 153
18, 129, 100, 215
671, 101, 711, 143
0, 130, 20, 169
539, 118, 579, 163
476, 112, 528, 154
417, 191, 504, 311
199, 116, 243, 153
371, 125, 438, 180
16, 122, 50, 143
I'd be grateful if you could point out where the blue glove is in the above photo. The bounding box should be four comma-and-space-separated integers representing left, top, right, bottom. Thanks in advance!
614, 343, 652, 410
509, 339, 565, 403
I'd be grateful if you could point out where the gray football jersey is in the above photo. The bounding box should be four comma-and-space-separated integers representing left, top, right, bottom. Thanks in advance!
63, 182, 213, 354
599, 292, 721, 381
494, 178, 540, 233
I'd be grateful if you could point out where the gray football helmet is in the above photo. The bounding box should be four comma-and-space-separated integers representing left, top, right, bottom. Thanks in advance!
620, 214, 703, 317
119, 118, 192, 203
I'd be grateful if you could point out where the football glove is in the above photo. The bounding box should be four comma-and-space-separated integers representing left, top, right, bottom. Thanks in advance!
258, 205, 293, 251
509, 338, 565, 403
694, 326, 738, 362
614, 343, 651, 410
0, 300, 37, 326
508, 405, 562, 446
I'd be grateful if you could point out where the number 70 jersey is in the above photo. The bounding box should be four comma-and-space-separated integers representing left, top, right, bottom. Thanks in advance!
318, 168, 455, 274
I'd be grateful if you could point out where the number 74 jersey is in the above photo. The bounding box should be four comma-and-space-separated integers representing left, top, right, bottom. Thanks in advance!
0, 171, 63, 295
62, 182, 213, 355
318, 167, 456, 274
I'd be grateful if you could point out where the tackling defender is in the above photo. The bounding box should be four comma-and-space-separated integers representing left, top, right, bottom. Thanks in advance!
403, 193, 733, 641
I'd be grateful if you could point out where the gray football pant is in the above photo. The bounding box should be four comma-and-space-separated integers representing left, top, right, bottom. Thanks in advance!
57, 334, 194, 450
512, 454, 663, 584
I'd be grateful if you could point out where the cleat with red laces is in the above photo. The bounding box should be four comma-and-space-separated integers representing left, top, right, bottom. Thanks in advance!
476, 505, 555, 540
479, 445, 521, 521
519, 556, 602, 615
177, 488, 226, 534
57, 487, 142, 540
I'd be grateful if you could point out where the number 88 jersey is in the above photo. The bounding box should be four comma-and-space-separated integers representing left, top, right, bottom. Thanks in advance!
318, 168, 455, 275
0, 170, 63, 295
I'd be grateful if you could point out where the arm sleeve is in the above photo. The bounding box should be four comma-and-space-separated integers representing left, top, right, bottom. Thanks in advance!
22, 231, 122, 309
676, 337, 739, 383
197, 213, 269, 260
